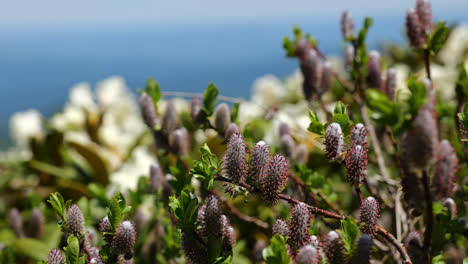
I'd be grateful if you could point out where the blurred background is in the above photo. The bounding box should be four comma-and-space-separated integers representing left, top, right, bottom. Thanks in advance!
1, 0, 467, 148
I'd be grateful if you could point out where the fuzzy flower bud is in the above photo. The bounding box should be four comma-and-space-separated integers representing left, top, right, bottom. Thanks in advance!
190, 96, 204, 126
352, 234, 373, 264
224, 123, 239, 142
385, 68, 397, 100
113, 220, 136, 256
222, 133, 248, 184
199, 195, 223, 240
29, 208, 45, 238
296, 38, 312, 62
406, 8, 425, 48
351, 123, 368, 147
324, 123, 345, 161
345, 144, 368, 186
401, 155, 425, 214
181, 230, 208, 264
221, 215, 236, 252
403, 106, 438, 169
442, 198, 457, 219
272, 218, 290, 237
214, 103, 231, 133
405, 231, 423, 264
99, 216, 113, 244
66, 204, 85, 237
296, 245, 320, 264
367, 50, 382, 89
310, 235, 319, 248
325, 231, 346, 264
309, 50, 323, 92
293, 144, 309, 164
432, 139, 458, 199
279, 122, 291, 138
415, 0, 433, 34
9, 208, 24, 238
249, 141, 271, 184
360, 197, 380, 238
170, 128, 191, 156
340, 10, 355, 40
162, 100, 178, 134
150, 162, 163, 192
48, 248, 65, 264
288, 203, 311, 251
320, 61, 333, 95
260, 155, 289, 205
345, 46, 354, 70
280, 134, 296, 158
138, 93, 160, 129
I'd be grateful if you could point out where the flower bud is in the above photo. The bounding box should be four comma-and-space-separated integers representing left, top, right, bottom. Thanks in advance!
9, 208, 24, 238
324, 123, 345, 161
66, 204, 85, 237
352, 234, 373, 264
345, 144, 368, 186
190, 96, 204, 126
403, 106, 438, 169
279, 122, 291, 138
29, 207, 45, 238
170, 128, 191, 156
293, 144, 309, 164
99, 216, 113, 244
48, 248, 65, 264
138, 93, 160, 129
442, 198, 457, 219
224, 123, 239, 142
250, 141, 271, 184
401, 154, 425, 214
310, 235, 319, 248
405, 231, 423, 264
325, 231, 346, 264
222, 133, 248, 184
320, 61, 333, 95
87, 246, 104, 264
351, 123, 368, 147
162, 100, 178, 134
214, 103, 231, 133
340, 10, 354, 40
199, 195, 223, 240
309, 50, 323, 92
261, 155, 289, 205
134, 207, 150, 234
272, 218, 290, 237
253, 240, 267, 263
280, 134, 296, 158
221, 215, 236, 252
296, 245, 320, 264
288, 203, 311, 251
150, 162, 163, 192
113, 220, 136, 255
406, 8, 425, 48
296, 38, 311, 62
181, 230, 208, 264
360, 197, 380, 238
367, 50, 382, 89
415, 0, 433, 34
385, 68, 397, 100
432, 139, 458, 199
345, 46, 354, 70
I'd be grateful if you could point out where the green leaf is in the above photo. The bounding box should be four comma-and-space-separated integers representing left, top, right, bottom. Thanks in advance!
333, 101, 346, 115
282, 36, 296, 57
407, 76, 428, 117
231, 102, 240, 123
168, 190, 199, 230
168, 161, 193, 195
332, 114, 352, 135
262, 234, 291, 264
365, 89, 399, 126
190, 144, 220, 190
145, 78, 162, 103
68, 141, 110, 186
307, 112, 325, 136
203, 83, 219, 116
357, 17, 373, 47
427, 22, 450, 54
337, 217, 360, 256
14, 238, 50, 261
107, 197, 122, 232
64, 235, 80, 264
0, 247, 15, 264
47, 192, 66, 222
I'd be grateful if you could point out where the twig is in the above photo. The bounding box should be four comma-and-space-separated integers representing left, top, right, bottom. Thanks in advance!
278, 194, 346, 220
287, 173, 319, 206
355, 187, 363, 206
214, 175, 260, 193
317, 190, 343, 215
376, 226, 413, 264
422, 170, 433, 264
424, 49, 431, 80
211, 189, 270, 231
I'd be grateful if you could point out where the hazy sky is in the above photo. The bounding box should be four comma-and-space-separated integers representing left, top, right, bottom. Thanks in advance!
1, 0, 468, 26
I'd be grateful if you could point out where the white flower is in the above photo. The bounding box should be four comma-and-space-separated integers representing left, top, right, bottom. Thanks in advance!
9, 109, 43, 147
69, 82, 97, 109
237, 102, 264, 127
95, 76, 128, 107
251, 75, 286, 107
439, 25, 468, 67
429, 64, 457, 101
50, 105, 86, 131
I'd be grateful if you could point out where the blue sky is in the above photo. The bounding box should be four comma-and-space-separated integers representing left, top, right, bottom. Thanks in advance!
1, 0, 468, 26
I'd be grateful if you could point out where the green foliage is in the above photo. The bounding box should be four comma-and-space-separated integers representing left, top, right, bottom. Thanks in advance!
64, 235, 85, 264
262, 234, 291, 264
145, 78, 162, 104
231, 102, 240, 124
336, 217, 360, 257
365, 89, 399, 126
308, 111, 325, 136
407, 76, 428, 117
47, 192, 69, 223
427, 22, 450, 55
168, 161, 193, 195
190, 144, 220, 190
106, 192, 132, 232
168, 190, 199, 230
203, 82, 220, 116
282, 25, 317, 57
332, 102, 353, 134
0, 247, 14, 264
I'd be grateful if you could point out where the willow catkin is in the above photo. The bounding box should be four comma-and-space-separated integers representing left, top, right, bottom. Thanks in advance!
352, 234, 373, 264
249, 141, 271, 184
162, 100, 178, 134
198, 195, 223, 240
340, 10, 355, 40
66, 204, 85, 237
345, 144, 368, 186
432, 139, 458, 199
113, 220, 137, 257
47, 248, 66, 264
324, 123, 345, 162
181, 230, 208, 264
367, 50, 382, 89
296, 245, 320, 264
288, 203, 311, 251
222, 133, 248, 184
415, 0, 433, 34
29, 208, 45, 238
360, 197, 380, 238
214, 103, 231, 133
272, 218, 290, 237
260, 155, 289, 205
385, 68, 397, 100
406, 8, 425, 48
224, 123, 239, 142
405, 231, 424, 264
325, 231, 346, 264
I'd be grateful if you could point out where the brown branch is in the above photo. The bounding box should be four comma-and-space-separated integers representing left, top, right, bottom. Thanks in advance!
422, 170, 433, 264
211, 189, 270, 231
355, 187, 363, 206
317, 190, 343, 215
287, 173, 319, 206
278, 194, 346, 220
424, 49, 431, 80
376, 226, 413, 264
214, 175, 260, 193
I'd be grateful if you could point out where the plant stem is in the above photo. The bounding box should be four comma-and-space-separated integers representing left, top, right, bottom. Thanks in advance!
278, 194, 346, 220
375, 226, 413, 264
422, 169, 433, 264
424, 49, 431, 80
355, 187, 363, 206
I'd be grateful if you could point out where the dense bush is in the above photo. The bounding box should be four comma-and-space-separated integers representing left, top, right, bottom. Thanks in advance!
1, 0, 468, 263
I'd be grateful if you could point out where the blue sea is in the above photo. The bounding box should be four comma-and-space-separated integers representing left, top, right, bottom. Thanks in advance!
0, 13, 465, 148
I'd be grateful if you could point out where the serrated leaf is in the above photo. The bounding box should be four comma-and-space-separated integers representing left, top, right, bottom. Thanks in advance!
203, 83, 219, 115
145, 78, 162, 103
168, 191, 199, 230
262, 234, 291, 264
